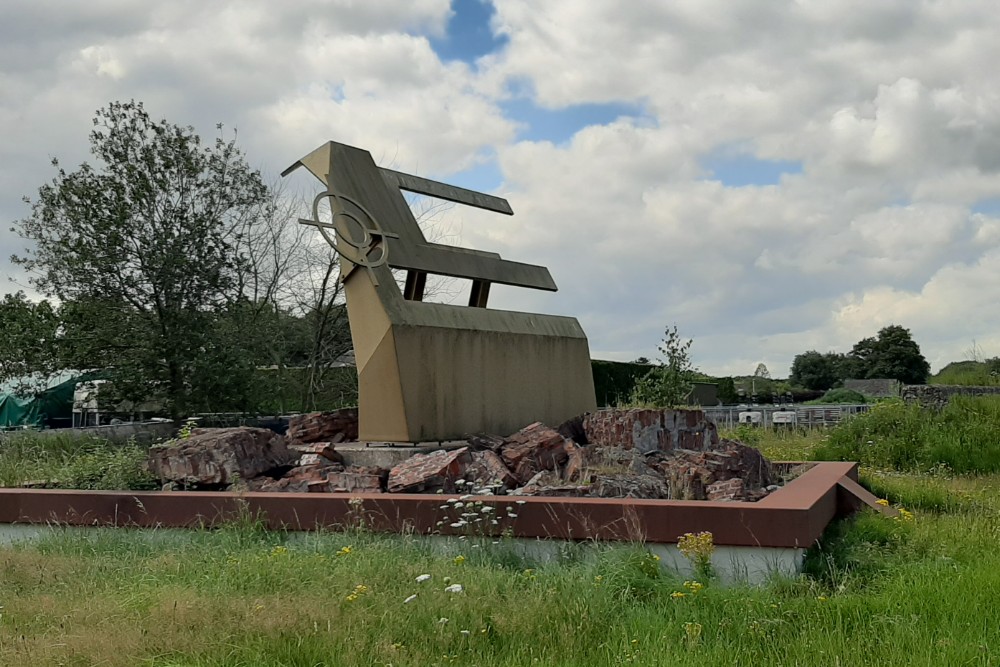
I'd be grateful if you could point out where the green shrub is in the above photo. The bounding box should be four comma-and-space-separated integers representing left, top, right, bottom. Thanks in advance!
813, 396, 1000, 474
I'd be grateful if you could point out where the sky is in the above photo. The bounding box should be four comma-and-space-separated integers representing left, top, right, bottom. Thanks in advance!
3, 0, 1000, 377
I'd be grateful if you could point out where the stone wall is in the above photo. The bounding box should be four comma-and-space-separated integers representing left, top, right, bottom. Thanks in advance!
901, 384, 1000, 410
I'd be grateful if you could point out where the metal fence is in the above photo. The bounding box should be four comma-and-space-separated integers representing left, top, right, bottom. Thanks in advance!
703, 404, 870, 430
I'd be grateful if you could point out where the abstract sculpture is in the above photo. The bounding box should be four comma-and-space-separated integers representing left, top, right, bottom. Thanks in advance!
284, 141, 596, 442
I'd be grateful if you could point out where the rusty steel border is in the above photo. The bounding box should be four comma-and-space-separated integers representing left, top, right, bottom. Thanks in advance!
0, 462, 867, 548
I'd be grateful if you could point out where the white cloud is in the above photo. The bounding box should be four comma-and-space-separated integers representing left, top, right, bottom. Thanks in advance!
5, 0, 1000, 377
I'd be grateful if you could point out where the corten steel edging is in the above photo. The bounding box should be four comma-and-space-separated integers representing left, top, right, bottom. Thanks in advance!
0, 462, 861, 549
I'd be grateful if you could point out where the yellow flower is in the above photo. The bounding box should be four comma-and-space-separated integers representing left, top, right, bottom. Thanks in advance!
683, 580, 704, 593
336, 545, 353, 557
671, 591, 687, 599
270, 545, 289, 557
453, 555, 466, 565
876, 498, 890, 507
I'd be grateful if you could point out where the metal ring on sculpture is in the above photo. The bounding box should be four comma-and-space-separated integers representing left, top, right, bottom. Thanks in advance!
299, 188, 398, 286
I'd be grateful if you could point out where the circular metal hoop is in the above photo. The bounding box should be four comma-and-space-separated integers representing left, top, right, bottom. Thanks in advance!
299, 187, 399, 285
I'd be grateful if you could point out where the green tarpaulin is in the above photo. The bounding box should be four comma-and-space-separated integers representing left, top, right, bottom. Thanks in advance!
0, 373, 100, 429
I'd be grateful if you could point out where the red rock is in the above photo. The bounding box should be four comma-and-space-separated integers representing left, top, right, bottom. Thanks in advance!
288, 442, 345, 465
387, 447, 472, 493
582, 408, 718, 453
563, 441, 586, 482
466, 432, 505, 452
286, 408, 358, 445
148, 427, 295, 487
326, 471, 383, 493
466, 450, 519, 491
501, 422, 573, 485
706, 478, 745, 501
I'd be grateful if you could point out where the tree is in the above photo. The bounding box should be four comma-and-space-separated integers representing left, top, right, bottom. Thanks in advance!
12, 101, 269, 418
847, 325, 930, 385
790, 350, 847, 391
630, 324, 695, 406
0, 292, 63, 394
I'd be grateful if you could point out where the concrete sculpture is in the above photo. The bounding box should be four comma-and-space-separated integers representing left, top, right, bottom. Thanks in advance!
283, 141, 596, 442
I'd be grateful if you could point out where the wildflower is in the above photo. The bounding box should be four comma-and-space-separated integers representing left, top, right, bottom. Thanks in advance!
440, 505, 450, 510
270, 545, 289, 557
416, 574, 432, 583
683, 621, 703, 647
456, 479, 466, 486
436, 489, 444, 494
817, 596, 828, 602
651, 553, 661, 561
507, 513, 518, 519
454, 555, 466, 565
876, 498, 890, 507
481, 506, 494, 513
459, 494, 473, 501
450, 522, 465, 528
515, 500, 526, 505
454, 502, 465, 509
404, 594, 418, 604
683, 580, 704, 593
438, 617, 449, 624
445, 584, 464, 593
336, 545, 353, 557
460, 630, 471, 636
671, 591, 687, 599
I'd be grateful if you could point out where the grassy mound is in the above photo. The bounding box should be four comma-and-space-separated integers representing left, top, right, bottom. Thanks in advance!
812, 396, 1000, 474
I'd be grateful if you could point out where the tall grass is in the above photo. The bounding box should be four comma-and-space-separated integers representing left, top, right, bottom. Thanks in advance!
0, 433, 156, 489
812, 396, 1000, 474
1, 503, 998, 666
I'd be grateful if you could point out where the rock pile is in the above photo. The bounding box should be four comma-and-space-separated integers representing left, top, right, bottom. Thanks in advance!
149, 407, 781, 501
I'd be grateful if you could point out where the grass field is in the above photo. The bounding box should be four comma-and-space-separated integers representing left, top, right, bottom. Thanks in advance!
0, 413, 999, 665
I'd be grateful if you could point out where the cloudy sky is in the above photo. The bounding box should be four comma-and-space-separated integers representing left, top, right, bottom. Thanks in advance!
3, 0, 1000, 377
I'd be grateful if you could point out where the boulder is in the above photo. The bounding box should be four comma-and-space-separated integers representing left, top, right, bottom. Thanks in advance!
288, 442, 345, 467
582, 408, 718, 453
653, 440, 774, 501
500, 422, 573, 485
326, 468, 384, 493
465, 449, 519, 492
387, 447, 472, 493
286, 408, 359, 445
149, 427, 295, 487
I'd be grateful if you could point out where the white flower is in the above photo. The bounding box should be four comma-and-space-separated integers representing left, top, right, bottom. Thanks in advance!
507, 513, 518, 518
460, 494, 473, 500
448, 497, 460, 504
450, 522, 464, 528
440, 505, 450, 510
454, 502, 465, 509
516, 500, 527, 505
481, 506, 494, 513
416, 574, 431, 583
455, 479, 466, 486
404, 594, 417, 604
460, 630, 471, 636
444, 584, 464, 593
438, 617, 449, 624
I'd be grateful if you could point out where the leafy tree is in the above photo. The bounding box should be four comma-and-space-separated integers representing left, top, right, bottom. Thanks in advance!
12, 101, 269, 418
0, 292, 63, 394
790, 350, 848, 391
630, 324, 695, 407
847, 324, 930, 385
